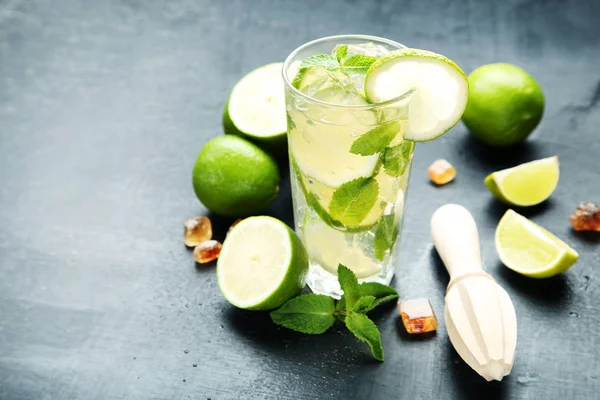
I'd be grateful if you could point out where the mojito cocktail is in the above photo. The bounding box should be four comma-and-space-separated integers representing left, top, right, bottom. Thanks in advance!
282, 35, 468, 296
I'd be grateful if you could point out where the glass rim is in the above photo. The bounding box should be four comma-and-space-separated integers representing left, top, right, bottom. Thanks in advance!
282, 34, 414, 109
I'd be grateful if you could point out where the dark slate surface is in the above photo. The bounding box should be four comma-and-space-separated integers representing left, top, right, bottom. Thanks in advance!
0, 0, 599, 399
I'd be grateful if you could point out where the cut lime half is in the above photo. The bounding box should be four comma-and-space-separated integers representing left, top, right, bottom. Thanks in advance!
217, 216, 309, 310
495, 210, 578, 278
364, 49, 468, 141
484, 156, 559, 207
223, 63, 287, 152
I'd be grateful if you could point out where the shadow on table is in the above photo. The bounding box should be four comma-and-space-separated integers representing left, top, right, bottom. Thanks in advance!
457, 133, 544, 171
223, 306, 311, 351
495, 263, 573, 309
568, 229, 600, 243
429, 246, 449, 292
265, 155, 295, 228
445, 338, 511, 400
484, 197, 555, 223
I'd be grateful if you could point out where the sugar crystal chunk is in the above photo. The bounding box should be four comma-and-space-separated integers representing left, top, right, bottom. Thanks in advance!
569, 202, 600, 231
398, 298, 438, 334
428, 159, 456, 185
193, 240, 222, 264
184, 216, 212, 247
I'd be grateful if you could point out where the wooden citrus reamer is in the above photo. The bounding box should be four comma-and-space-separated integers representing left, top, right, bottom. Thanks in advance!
431, 204, 517, 381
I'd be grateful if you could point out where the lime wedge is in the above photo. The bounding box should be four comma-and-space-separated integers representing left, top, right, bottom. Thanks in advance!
495, 210, 578, 278
484, 156, 559, 206
364, 49, 468, 142
217, 216, 309, 310
223, 63, 287, 152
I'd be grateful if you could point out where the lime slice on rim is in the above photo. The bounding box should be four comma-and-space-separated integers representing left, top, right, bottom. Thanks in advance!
495, 210, 578, 278
223, 63, 287, 152
484, 156, 559, 207
217, 216, 309, 310
364, 49, 468, 141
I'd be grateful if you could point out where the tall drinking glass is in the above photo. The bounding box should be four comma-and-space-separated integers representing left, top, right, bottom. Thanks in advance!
282, 35, 414, 297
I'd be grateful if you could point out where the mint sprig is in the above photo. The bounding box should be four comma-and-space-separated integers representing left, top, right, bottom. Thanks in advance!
270, 265, 398, 361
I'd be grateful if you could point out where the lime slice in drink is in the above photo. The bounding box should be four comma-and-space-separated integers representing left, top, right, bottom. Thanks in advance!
292, 156, 398, 232
217, 216, 309, 310
364, 49, 468, 141
302, 216, 382, 279
289, 66, 383, 188
484, 156, 559, 207
495, 210, 578, 278
223, 63, 287, 152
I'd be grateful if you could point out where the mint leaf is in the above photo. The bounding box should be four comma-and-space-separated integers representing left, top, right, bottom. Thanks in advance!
350, 121, 402, 156
334, 45, 348, 64
382, 140, 415, 177
374, 214, 399, 261
352, 295, 377, 314
359, 282, 398, 300
270, 294, 335, 334
341, 54, 377, 75
299, 54, 339, 71
338, 264, 360, 308
360, 282, 399, 310
329, 177, 379, 226
345, 313, 384, 361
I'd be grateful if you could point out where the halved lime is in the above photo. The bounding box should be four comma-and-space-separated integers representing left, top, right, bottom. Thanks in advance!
364, 49, 468, 142
223, 63, 287, 152
484, 156, 559, 206
495, 210, 578, 278
217, 216, 309, 310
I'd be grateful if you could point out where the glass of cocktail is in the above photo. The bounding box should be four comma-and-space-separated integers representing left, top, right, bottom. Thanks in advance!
282, 35, 468, 297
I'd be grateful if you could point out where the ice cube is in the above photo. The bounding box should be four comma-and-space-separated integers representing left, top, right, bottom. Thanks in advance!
333, 43, 390, 59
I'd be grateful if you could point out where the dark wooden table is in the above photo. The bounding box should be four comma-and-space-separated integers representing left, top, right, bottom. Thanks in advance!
1, 1, 599, 399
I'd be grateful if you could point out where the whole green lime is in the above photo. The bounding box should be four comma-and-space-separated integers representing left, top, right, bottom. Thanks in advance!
192, 135, 280, 217
462, 63, 545, 147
